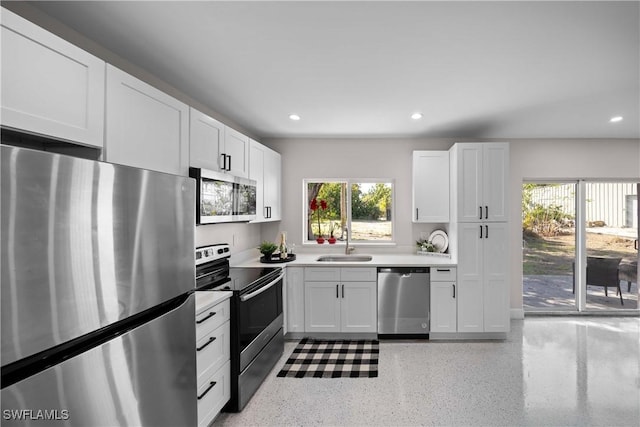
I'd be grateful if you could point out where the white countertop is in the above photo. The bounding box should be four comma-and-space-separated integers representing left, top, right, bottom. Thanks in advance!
195, 290, 232, 314
233, 253, 456, 268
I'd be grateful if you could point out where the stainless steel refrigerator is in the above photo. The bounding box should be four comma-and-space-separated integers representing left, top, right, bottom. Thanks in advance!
1, 145, 197, 426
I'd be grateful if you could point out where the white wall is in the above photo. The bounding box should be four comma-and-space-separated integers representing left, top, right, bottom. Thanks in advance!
509, 139, 640, 312
261, 138, 454, 254
195, 222, 262, 255
264, 138, 640, 314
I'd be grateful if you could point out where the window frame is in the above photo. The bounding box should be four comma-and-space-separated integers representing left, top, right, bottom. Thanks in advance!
302, 178, 396, 246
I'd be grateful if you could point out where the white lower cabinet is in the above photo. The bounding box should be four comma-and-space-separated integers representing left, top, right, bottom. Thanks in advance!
429, 268, 457, 333
195, 295, 231, 427
304, 267, 377, 333
457, 222, 509, 333
284, 267, 305, 333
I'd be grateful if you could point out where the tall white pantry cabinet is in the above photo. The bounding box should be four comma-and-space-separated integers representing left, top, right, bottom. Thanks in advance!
450, 143, 510, 333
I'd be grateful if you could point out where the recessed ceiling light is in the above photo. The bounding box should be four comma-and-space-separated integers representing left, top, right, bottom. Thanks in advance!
289, 114, 301, 121
411, 112, 423, 120
609, 116, 623, 123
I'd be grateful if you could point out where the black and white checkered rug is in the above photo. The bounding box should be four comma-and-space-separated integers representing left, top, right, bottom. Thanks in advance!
277, 338, 379, 378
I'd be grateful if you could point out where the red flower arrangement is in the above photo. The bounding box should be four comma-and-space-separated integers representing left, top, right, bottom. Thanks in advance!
310, 198, 327, 243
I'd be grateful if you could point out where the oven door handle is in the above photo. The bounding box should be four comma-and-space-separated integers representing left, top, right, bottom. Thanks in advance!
239, 272, 284, 302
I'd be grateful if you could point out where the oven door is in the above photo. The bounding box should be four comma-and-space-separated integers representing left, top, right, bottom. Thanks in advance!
237, 272, 284, 371
195, 262, 229, 290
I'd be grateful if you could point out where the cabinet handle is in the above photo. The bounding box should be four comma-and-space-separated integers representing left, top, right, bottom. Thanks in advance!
635, 240, 638, 250
197, 381, 217, 400
336, 284, 339, 298
268, 206, 272, 218
485, 206, 488, 219
436, 269, 450, 272
485, 225, 489, 239
479, 206, 482, 220
452, 284, 456, 298
479, 225, 483, 239
196, 336, 216, 352
342, 284, 345, 298
416, 208, 419, 221
226, 155, 232, 171
196, 311, 216, 324
220, 153, 227, 170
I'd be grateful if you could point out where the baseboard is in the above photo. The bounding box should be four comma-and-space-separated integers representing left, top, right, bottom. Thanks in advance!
510, 308, 525, 319
429, 332, 507, 341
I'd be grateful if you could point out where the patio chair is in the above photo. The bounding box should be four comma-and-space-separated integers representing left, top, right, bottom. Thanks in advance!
619, 259, 637, 293
572, 257, 624, 305
587, 257, 624, 305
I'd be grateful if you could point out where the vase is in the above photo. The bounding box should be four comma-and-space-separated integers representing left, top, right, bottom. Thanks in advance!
328, 237, 336, 244
316, 237, 325, 244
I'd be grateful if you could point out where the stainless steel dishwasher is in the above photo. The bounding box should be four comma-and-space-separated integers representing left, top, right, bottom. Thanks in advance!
377, 267, 430, 337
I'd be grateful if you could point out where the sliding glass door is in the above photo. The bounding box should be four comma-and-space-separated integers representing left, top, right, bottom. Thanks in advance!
584, 182, 638, 310
523, 181, 639, 312
522, 182, 577, 311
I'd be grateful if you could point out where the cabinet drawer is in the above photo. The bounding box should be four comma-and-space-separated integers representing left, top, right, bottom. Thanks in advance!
305, 267, 340, 281
197, 360, 230, 427
340, 268, 376, 282
431, 267, 457, 281
196, 299, 230, 341
197, 320, 230, 385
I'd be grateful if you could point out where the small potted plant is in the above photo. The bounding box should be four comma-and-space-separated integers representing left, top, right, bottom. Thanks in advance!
328, 222, 338, 244
416, 239, 436, 253
258, 241, 278, 260
310, 197, 327, 244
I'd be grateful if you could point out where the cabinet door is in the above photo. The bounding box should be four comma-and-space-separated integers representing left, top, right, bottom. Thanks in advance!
285, 268, 305, 333
223, 127, 249, 178
454, 144, 483, 222
412, 151, 450, 222
340, 282, 377, 333
304, 282, 340, 332
483, 223, 510, 332
249, 141, 266, 221
1, 9, 105, 148
482, 143, 509, 222
457, 223, 484, 332
430, 281, 457, 333
190, 108, 224, 171
264, 147, 282, 221
105, 65, 189, 175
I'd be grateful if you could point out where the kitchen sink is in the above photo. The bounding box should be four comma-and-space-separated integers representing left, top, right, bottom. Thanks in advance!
316, 255, 373, 262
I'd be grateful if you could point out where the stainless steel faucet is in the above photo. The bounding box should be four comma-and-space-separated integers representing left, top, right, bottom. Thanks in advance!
344, 227, 355, 255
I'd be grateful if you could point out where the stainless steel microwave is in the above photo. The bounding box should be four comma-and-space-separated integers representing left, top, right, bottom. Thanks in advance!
189, 168, 257, 224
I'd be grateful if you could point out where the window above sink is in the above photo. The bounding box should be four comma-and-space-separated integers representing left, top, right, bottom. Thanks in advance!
303, 179, 395, 245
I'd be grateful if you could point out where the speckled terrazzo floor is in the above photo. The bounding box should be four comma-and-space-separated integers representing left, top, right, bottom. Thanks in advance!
213, 317, 640, 426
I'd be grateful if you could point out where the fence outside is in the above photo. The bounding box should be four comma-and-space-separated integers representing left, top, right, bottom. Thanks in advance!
528, 183, 638, 228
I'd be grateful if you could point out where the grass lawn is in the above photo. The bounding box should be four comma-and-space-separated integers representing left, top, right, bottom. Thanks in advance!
523, 232, 637, 275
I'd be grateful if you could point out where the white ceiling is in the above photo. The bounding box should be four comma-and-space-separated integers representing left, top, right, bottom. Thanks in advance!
27, 1, 640, 140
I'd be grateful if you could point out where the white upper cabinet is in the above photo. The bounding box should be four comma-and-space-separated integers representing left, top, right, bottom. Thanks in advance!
189, 108, 250, 178
223, 127, 250, 178
105, 65, 189, 176
190, 108, 224, 171
249, 139, 282, 222
412, 151, 450, 222
450, 143, 509, 222
1, 8, 105, 148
